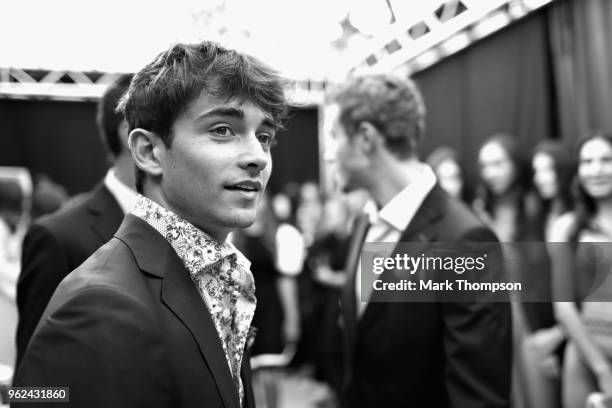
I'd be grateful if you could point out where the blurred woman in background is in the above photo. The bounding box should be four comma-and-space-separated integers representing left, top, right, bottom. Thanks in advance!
532, 140, 575, 240
475, 133, 536, 408
550, 132, 612, 408
475, 133, 532, 242
426, 146, 473, 203
307, 194, 352, 394
520, 139, 575, 408
233, 194, 302, 357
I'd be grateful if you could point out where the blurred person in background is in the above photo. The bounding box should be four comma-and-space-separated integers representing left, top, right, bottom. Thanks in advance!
0, 179, 27, 371
271, 188, 313, 369
426, 145, 473, 204
0, 179, 27, 298
516, 139, 575, 408
232, 193, 302, 407
532, 140, 575, 241
328, 73, 511, 408
14, 40, 289, 407
15, 73, 135, 369
549, 132, 612, 408
297, 181, 323, 248
307, 193, 353, 394
475, 133, 538, 408
233, 193, 301, 357
474, 133, 533, 243
271, 191, 305, 333
30, 174, 68, 220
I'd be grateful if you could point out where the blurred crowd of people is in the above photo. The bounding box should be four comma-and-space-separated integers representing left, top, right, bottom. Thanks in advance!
0, 174, 68, 366
227, 129, 612, 408
426, 132, 612, 408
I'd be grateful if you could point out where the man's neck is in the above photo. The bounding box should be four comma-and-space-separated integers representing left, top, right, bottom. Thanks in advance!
112, 152, 135, 190
368, 158, 422, 208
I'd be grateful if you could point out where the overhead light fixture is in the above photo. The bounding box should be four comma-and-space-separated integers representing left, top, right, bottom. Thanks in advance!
471, 10, 511, 39
440, 31, 471, 55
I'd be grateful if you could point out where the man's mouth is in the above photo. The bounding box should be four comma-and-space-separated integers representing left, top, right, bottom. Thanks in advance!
225, 181, 262, 192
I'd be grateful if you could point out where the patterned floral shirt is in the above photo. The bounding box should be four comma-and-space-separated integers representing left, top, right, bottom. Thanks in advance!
132, 195, 256, 406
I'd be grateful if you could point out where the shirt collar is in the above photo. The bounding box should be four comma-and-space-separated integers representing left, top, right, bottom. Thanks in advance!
377, 163, 437, 232
104, 169, 138, 214
130, 195, 251, 275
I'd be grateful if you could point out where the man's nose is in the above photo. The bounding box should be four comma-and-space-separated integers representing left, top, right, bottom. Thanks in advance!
239, 134, 269, 172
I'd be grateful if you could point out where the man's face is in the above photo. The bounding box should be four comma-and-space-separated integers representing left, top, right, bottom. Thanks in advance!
329, 104, 368, 193
158, 94, 275, 240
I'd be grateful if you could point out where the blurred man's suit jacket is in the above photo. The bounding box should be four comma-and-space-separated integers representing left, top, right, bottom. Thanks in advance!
14, 214, 254, 408
341, 185, 512, 408
16, 183, 123, 367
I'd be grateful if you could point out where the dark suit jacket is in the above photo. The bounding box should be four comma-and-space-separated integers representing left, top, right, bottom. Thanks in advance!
14, 214, 254, 408
16, 183, 124, 368
342, 185, 511, 408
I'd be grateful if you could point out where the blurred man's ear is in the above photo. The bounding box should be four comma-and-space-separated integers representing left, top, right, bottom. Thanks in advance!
356, 122, 382, 155
128, 129, 164, 178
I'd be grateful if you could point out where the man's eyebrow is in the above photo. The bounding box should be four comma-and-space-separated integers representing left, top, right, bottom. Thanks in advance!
195, 107, 279, 129
196, 107, 244, 120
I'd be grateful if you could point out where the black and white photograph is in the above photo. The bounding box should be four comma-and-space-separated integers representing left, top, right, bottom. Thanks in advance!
1, 0, 612, 407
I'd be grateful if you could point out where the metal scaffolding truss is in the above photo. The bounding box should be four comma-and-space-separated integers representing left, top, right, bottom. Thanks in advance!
1, 0, 553, 105
349, 0, 554, 76
0, 67, 328, 106
0, 68, 125, 101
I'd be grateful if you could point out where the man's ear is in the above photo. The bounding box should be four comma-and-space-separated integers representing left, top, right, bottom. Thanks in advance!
356, 122, 382, 154
128, 129, 164, 177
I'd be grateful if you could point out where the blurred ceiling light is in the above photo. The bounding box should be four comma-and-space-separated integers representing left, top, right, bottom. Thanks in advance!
440, 31, 470, 55
412, 49, 439, 69
348, 0, 393, 37
471, 10, 510, 39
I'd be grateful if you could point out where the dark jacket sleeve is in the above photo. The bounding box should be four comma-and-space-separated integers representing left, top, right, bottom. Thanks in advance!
441, 226, 512, 408
13, 287, 171, 408
16, 223, 71, 368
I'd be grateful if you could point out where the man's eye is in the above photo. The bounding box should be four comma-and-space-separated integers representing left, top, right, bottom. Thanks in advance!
257, 134, 277, 148
211, 126, 234, 137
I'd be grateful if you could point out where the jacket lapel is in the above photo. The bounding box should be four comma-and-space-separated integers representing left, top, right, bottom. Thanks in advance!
87, 183, 125, 243
116, 215, 240, 408
358, 185, 447, 332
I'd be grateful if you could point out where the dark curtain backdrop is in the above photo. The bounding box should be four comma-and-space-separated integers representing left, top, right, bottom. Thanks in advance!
0, 99, 318, 196
412, 6, 556, 183
548, 0, 612, 142
270, 107, 320, 194
0, 100, 109, 195
2, 0, 608, 197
